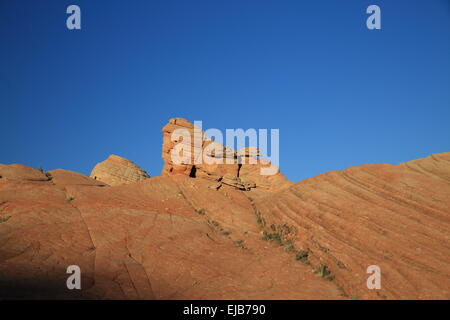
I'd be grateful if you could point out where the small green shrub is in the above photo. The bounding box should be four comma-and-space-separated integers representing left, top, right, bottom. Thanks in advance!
271, 233, 282, 245
234, 239, 247, 249
0, 215, 11, 223
255, 210, 266, 227
295, 250, 309, 264
315, 264, 334, 281
262, 231, 282, 245
66, 197, 75, 202
284, 243, 296, 252
196, 208, 205, 215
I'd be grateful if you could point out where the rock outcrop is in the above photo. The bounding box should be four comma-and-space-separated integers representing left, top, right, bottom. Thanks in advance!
50, 169, 107, 187
0, 164, 50, 182
161, 118, 292, 191
90, 155, 150, 186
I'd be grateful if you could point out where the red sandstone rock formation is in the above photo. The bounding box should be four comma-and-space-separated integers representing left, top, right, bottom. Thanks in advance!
90, 154, 150, 186
161, 118, 292, 192
0, 120, 449, 300
252, 152, 450, 299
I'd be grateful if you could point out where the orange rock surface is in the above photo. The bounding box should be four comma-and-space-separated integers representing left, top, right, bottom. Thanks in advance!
0, 120, 449, 300
253, 152, 450, 299
161, 118, 292, 192
90, 155, 150, 186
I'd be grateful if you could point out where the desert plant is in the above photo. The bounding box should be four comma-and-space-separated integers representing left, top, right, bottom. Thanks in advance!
284, 242, 296, 253
315, 263, 334, 281
0, 215, 11, 223
295, 250, 309, 264
271, 233, 281, 244
255, 210, 266, 228
234, 239, 247, 249
210, 220, 220, 227
262, 231, 282, 245
284, 245, 295, 252
196, 208, 205, 215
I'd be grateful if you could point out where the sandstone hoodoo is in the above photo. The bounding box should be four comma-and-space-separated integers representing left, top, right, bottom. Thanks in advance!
90, 154, 150, 186
161, 117, 292, 192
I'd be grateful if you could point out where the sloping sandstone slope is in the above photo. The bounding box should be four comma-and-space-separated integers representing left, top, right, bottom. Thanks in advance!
0, 152, 449, 299
252, 152, 450, 299
0, 166, 339, 299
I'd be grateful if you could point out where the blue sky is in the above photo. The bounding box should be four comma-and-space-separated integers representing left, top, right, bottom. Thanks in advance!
1, 0, 449, 182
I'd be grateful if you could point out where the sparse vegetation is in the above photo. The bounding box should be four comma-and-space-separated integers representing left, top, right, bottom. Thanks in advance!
45, 172, 53, 180
66, 197, 75, 202
262, 230, 282, 245
255, 209, 266, 228
318, 244, 329, 253
196, 208, 205, 215
37, 167, 44, 173
284, 242, 296, 253
210, 220, 220, 227
252, 206, 337, 284
295, 250, 309, 264
0, 215, 11, 223
234, 239, 248, 249
256, 215, 265, 227
206, 219, 232, 238
314, 263, 334, 281
271, 233, 282, 244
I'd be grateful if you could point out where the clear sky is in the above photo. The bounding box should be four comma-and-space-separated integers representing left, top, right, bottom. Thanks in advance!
1, 0, 449, 182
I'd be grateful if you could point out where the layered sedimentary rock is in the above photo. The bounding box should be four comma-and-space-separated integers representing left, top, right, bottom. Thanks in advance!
1, 119, 449, 300
161, 118, 292, 191
90, 155, 150, 186
161, 118, 202, 177
252, 152, 450, 299
0, 164, 50, 181
0, 164, 340, 299
50, 169, 107, 187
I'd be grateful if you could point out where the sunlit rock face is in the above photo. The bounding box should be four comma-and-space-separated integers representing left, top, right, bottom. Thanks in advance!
90, 154, 150, 186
